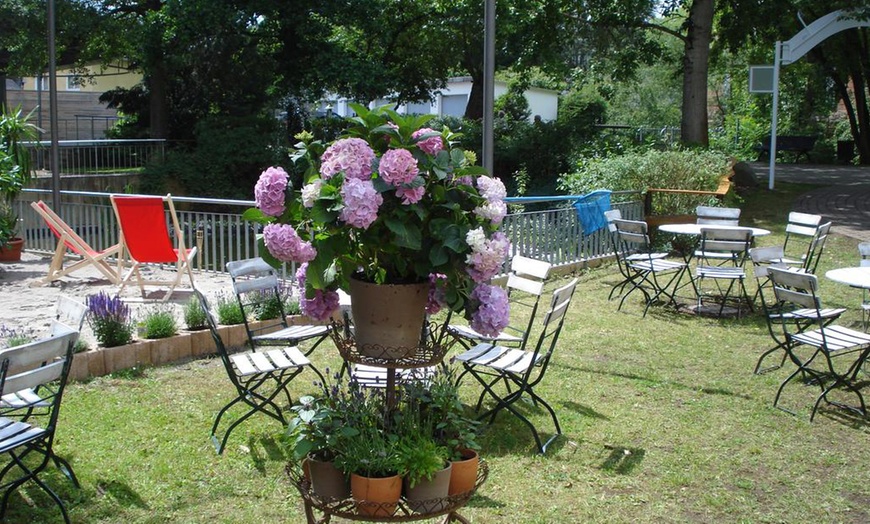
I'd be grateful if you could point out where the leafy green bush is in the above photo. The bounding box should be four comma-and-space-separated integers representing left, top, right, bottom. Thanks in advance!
558, 149, 734, 215
140, 307, 178, 339
215, 293, 245, 325
183, 296, 208, 331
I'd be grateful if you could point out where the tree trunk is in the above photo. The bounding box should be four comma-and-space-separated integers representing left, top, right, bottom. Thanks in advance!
852, 67, 870, 164
148, 61, 169, 139
464, 70, 484, 121
680, 0, 714, 147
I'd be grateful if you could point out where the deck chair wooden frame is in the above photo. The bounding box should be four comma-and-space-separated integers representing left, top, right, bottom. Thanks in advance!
110, 194, 197, 301
195, 289, 312, 454
750, 248, 844, 375
30, 200, 123, 285
0, 324, 79, 524
768, 268, 870, 421
612, 219, 687, 317
226, 257, 328, 384
454, 279, 578, 454
448, 255, 552, 350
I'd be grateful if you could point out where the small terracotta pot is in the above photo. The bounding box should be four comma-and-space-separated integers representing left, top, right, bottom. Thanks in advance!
350, 472, 401, 517
403, 462, 452, 513
448, 449, 479, 496
307, 456, 349, 501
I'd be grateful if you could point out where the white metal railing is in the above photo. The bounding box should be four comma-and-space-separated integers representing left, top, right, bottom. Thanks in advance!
21, 139, 166, 174
17, 189, 644, 276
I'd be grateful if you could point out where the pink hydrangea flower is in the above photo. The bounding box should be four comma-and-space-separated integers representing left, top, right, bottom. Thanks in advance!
254, 166, 289, 217
263, 223, 317, 263
320, 137, 376, 181
477, 175, 506, 201
295, 262, 307, 291
340, 178, 383, 229
412, 128, 444, 156
301, 179, 323, 208
470, 284, 510, 337
465, 231, 511, 283
396, 185, 426, 205
301, 288, 340, 322
379, 149, 419, 187
426, 273, 448, 314
474, 199, 507, 225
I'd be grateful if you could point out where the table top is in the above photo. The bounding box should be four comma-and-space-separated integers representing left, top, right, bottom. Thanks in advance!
658, 223, 771, 237
825, 266, 870, 289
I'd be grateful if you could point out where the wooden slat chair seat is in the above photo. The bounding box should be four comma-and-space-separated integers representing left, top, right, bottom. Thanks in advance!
195, 289, 312, 454
226, 258, 328, 385
0, 325, 79, 524
750, 247, 844, 374
30, 200, 123, 285
448, 255, 552, 350
612, 218, 687, 316
768, 268, 870, 421
455, 279, 577, 454
692, 227, 753, 318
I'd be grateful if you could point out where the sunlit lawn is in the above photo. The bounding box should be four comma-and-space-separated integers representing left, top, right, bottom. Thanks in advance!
10, 181, 870, 523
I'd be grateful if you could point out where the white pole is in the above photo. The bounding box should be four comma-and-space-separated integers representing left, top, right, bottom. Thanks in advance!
768, 41, 782, 190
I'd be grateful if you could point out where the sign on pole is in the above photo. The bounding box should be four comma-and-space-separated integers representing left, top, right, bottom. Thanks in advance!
749, 66, 775, 93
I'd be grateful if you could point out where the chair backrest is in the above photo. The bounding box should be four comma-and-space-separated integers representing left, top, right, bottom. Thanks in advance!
802, 221, 831, 274
696, 206, 740, 226
111, 194, 183, 263
55, 296, 88, 332
502, 256, 552, 345
0, 324, 78, 426
194, 289, 239, 385
697, 227, 752, 266
860, 241, 870, 267
768, 267, 821, 312
226, 257, 289, 345
781, 211, 823, 262
31, 200, 91, 256
613, 218, 652, 254
525, 278, 578, 381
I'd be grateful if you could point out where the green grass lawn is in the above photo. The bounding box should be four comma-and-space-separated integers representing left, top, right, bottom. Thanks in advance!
12, 182, 870, 523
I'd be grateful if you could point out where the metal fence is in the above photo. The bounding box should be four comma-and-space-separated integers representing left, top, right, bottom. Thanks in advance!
16, 189, 644, 277
22, 139, 166, 174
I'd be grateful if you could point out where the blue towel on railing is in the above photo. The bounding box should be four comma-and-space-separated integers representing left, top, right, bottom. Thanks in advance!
574, 190, 612, 234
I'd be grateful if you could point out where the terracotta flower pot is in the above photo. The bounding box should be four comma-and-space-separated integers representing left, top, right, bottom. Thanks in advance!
0, 238, 24, 262
447, 449, 479, 496
349, 276, 428, 358
307, 456, 350, 501
403, 462, 452, 513
350, 472, 401, 517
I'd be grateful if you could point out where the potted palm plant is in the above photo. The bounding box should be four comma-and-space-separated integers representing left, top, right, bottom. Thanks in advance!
0, 106, 39, 261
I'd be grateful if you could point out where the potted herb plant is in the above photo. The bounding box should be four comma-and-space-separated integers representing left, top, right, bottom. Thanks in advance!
0, 106, 38, 261
336, 423, 402, 517
396, 418, 451, 512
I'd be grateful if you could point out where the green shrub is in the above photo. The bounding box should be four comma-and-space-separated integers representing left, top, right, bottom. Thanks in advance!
140, 307, 178, 339
73, 338, 90, 354
215, 293, 245, 325
183, 296, 208, 331
558, 148, 734, 215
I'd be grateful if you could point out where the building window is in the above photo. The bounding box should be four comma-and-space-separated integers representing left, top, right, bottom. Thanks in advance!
66, 76, 82, 91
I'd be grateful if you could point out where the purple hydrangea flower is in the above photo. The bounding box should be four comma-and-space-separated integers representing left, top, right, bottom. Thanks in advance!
465, 231, 511, 283
301, 288, 340, 322
295, 262, 308, 292
396, 185, 426, 205
476, 175, 506, 201
412, 128, 444, 156
320, 137, 376, 181
474, 199, 507, 225
263, 223, 317, 263
470, 284, 510, 337
340, 178, 383, 229
254, 166, 289, 217
426, 273, 448, 314
379, 149, 419, 187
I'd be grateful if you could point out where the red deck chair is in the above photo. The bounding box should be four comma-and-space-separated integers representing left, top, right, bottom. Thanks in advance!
30, 200, 123, 284
110, 194, 197, 301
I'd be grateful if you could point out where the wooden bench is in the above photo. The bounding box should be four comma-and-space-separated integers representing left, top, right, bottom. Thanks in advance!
755, 135, 817, 162
643, 173, 733, 230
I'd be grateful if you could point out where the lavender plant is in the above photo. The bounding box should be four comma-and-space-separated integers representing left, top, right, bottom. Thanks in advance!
0, 324, 34, 348
86, 292, 134, 347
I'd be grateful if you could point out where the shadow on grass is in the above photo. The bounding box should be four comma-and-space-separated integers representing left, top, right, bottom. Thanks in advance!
561, 401, 609, 420
598, 445, 646, 475
560, 364, 753, 400
95, 479, 149, 509
248, 433, 290, 474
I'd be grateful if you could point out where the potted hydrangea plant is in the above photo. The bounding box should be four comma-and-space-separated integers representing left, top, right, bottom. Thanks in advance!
244, 104, 511, 353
